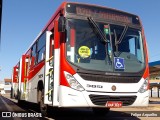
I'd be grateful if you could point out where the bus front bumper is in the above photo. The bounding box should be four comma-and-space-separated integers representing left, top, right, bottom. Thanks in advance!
58, 86, 149, 107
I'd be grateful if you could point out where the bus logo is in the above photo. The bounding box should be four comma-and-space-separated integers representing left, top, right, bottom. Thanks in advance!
111, 85, 116, 91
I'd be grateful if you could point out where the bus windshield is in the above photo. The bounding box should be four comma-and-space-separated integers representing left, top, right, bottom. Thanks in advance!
66, 19, 145, 73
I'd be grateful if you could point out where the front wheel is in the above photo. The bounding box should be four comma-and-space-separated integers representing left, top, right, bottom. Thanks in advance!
38, 90, 47, 117
92, 107, 110, 115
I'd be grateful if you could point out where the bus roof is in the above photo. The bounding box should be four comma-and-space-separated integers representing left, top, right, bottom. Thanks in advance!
25, 2, 140, 55
43, 2, 140, 35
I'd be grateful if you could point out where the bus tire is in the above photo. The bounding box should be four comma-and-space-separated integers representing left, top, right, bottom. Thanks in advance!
92, 107, 110, 115
18, 99, 23, 107
38, 89, 47, 117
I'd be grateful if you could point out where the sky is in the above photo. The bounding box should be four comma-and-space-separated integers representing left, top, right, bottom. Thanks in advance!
0, 0, 160, 81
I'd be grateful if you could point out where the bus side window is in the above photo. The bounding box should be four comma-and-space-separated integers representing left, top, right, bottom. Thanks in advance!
31, 43, 37, 67
49, 34, 54, 66
50, 34, 54, 58
37, 33, 46, 63
37, 47, 45, 63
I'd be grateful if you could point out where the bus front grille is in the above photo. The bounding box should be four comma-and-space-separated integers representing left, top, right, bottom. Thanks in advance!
89, 94, 137, 106
79, 73, 141, 83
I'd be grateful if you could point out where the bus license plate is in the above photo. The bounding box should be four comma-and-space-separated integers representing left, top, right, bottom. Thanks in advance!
105, 101, 122, 108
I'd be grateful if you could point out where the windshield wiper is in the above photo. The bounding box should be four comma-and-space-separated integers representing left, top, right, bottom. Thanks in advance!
114, 25, 128, 52
87, 17, 109, 43
88, 17, 112, 65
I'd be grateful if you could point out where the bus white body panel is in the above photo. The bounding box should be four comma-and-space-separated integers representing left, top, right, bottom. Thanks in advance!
12, 82, 18, 98
27, 67, 45, 103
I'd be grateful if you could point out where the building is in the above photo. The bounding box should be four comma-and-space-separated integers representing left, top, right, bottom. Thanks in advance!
3, 78, 12, 94
0, 81, 5, 94
149, 60, 160, 97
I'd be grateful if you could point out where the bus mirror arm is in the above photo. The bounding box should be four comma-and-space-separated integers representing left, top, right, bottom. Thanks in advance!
58, 15, 66, 32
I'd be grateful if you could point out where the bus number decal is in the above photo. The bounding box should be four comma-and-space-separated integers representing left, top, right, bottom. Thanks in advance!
38, 74, 43, 79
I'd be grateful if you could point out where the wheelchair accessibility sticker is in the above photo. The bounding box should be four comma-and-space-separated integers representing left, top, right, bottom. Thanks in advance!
114, 57, 125, 69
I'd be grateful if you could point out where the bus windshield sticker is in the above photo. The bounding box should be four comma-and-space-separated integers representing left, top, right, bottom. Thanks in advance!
78, 46, 91, 58
114, 57, 125, 70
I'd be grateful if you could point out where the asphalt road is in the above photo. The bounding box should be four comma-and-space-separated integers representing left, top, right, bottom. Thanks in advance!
0, 94, 160, 120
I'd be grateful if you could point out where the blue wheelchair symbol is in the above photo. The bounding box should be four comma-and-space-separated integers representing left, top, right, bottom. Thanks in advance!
114, 57, 125, 69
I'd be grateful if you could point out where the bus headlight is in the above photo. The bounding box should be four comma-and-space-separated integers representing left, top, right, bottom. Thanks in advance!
138, 79, 149, 93
64, 72, 85, 91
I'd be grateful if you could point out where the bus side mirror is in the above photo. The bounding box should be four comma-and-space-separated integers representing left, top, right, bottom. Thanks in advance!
58, 16, 66, 32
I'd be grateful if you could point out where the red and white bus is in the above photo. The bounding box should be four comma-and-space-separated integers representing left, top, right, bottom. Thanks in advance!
11, 2, 149, 115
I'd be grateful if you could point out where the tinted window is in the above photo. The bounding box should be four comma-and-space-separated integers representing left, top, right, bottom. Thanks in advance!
37, 33, 46, 63
37, 33, 46, 51
31, 43, 37, 65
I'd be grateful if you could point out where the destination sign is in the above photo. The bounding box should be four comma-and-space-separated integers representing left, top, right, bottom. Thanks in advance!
66, 3, 140, 25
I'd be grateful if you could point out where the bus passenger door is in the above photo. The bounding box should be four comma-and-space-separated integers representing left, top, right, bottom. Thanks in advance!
44, 31, 54, 105
21, 55, 29, 100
